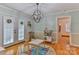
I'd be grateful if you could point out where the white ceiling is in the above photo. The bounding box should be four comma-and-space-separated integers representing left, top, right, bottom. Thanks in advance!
1, 3, 79, 15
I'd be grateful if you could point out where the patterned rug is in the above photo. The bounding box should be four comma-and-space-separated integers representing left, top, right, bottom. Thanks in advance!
28, 47, 49, 55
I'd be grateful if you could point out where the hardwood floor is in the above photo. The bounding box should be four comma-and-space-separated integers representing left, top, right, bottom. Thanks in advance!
51, 37, 79, 55
4, 42, 25, 55
3, 38, 79, 55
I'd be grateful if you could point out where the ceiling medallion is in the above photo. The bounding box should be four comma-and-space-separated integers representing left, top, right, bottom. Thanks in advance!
32, 3, 42, 23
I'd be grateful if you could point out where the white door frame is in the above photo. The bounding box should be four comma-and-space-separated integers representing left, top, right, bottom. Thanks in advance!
56, 16, 71, 44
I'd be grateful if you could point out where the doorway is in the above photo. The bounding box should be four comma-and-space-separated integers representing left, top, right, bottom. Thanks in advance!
57, 16, 71, 44
18, 19, 24, 40
3, 16, 25, 47
3, 16, 15, 45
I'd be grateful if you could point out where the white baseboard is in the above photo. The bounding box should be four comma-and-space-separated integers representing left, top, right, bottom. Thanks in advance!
3, 40, 25, 48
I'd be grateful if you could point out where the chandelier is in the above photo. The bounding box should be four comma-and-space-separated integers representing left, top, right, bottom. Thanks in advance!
32, 3, 42, 23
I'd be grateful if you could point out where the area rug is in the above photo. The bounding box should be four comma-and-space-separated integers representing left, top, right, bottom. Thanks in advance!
29, 47, 49, 55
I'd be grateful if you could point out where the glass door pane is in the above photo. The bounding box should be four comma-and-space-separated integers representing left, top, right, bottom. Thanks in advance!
18, 20, 24, 40
3, 16, 14, 45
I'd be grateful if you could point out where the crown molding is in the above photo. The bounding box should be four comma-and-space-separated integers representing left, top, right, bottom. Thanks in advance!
52, 9, 79, 15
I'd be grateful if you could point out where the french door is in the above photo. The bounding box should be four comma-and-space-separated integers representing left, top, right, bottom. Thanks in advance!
18, 19, 24, 40
3, 16, 25, 46
3, 16, 14, 45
